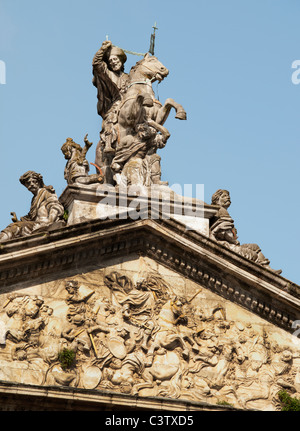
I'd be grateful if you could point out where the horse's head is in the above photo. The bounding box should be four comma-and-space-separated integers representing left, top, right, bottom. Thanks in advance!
130, 53, 169, 83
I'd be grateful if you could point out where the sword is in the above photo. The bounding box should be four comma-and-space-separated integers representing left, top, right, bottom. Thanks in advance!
149, 22, 158, 55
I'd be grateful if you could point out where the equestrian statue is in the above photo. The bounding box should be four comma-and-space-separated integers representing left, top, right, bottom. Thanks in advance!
92, 39, 187, 186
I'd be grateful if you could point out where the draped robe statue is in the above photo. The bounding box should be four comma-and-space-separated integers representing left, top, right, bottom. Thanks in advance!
0, 171, 65, 242
92, 40, 129, 184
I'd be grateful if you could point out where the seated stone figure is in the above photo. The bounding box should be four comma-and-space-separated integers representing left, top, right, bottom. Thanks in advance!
111, 120, 170, 187
210, 189, 281, 274
0, 171, 65, 242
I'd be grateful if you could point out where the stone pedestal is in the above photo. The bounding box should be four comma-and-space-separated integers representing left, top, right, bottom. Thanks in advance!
60, 183, 218, 236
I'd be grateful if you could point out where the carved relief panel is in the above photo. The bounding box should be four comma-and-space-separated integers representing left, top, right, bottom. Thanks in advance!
0, 256, 299, 411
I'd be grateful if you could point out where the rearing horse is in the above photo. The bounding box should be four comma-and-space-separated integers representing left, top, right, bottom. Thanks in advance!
117, 53, 187, 143
145, 297, 199, 366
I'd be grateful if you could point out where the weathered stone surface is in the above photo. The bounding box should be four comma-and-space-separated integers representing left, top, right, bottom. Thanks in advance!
0, 381, 240, 411
59, 184, 212, 236
210, 189, 281, 274
0, 216, 299, 411
0, 171, 65, 243
92, 40, 186, 186
61, 134, 103, 186
0, 36, 298, 413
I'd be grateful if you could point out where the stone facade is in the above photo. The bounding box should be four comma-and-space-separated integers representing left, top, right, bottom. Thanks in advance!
0, 37, 299, 412
0, 212, 299, 411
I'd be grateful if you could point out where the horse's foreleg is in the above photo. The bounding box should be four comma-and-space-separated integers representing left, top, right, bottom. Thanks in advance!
156, 98, 187, 125
147, 119, 170, 141
155, 103, 172, 125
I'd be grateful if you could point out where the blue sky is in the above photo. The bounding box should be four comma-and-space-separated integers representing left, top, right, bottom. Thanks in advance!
0, 0, 300, 284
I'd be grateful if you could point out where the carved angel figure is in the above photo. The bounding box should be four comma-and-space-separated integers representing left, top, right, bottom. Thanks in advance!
0, 171, 65, 243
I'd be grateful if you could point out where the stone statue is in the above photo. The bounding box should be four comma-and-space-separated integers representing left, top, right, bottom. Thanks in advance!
210, 189, 282, 274
92, 40, 187, 185
92, 40, 129, 119
0, 171, 65, 243
61, 134, 103, 185
92, 40, 129, 184
111, 120, 170, 187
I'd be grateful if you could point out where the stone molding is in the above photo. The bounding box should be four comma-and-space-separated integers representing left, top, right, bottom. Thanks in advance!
59, 184, 217, 217
0, 381, 241, 411
0, 216, 299, 333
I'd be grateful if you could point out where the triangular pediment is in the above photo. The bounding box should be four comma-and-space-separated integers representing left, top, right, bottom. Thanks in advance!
0, 216, 299, 411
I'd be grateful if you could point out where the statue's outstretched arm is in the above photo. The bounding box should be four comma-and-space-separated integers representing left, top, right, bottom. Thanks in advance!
10, 212, 19, 223
92, 40, 112, 66
83, 133, 93, 150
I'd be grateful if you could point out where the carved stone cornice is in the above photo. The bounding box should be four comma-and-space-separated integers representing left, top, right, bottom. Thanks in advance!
0, 216, 299, 333
0, 381, 241, 411
142, 219, 300, 332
